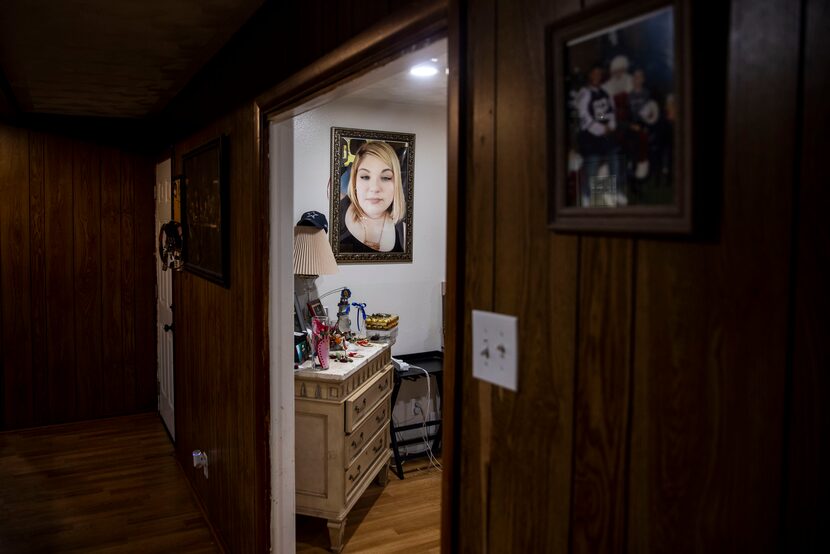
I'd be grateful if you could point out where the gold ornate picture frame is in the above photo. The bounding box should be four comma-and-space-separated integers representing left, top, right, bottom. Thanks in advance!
329, 127, 415, 263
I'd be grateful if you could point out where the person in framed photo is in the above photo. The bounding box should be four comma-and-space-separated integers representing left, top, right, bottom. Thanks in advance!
575, 63, 621, 205
339, 141, 406, 253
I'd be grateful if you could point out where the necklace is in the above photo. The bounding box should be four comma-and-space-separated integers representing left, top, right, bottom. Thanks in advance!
360, 214, 387, 250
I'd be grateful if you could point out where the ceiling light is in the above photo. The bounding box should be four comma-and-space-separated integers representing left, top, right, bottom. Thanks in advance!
410, 63, 439, 77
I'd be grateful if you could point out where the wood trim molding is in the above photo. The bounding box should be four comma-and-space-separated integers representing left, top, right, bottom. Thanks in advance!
256, 0, 448, 118
442, 0, 464, 552
254, 1, 453, 552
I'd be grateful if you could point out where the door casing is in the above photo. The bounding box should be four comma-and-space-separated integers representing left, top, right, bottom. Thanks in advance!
255, 1, 458, 551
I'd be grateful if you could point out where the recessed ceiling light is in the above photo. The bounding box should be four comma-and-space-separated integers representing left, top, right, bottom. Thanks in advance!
410, 63, 439, 77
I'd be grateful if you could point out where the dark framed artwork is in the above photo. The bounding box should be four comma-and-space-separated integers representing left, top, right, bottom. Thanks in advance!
307, 298, 326, 319
329, 127, 415, 263
547, 0, 720, 234
181, 136, 230, 287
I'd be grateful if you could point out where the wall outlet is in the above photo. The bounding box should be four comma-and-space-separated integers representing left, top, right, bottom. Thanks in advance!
472, 310, 518, 391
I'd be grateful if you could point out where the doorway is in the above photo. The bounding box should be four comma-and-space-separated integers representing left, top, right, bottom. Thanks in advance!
267, 37, 449, 552
155, 159, 175, 439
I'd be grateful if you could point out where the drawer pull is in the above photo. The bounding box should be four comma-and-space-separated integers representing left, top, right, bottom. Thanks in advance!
378, 380, 389, 392
372, 442, 383, 454
349, 465, 362, 482
351, 432, 364, 450
375, 408, 387, 424
354, 398, 367, 414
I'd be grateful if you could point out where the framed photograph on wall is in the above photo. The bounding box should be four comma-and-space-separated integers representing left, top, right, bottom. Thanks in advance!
547, 0, 722, 234
329, 127, 415, 263
181, 135, 230, 287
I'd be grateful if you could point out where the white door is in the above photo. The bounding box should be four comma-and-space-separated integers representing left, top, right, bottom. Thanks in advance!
156, 159, 175, 439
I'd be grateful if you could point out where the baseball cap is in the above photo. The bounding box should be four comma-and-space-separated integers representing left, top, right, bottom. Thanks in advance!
296, 211, 329, 233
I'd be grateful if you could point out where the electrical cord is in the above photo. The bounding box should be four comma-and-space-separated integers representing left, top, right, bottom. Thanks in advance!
403, 362, 442, 472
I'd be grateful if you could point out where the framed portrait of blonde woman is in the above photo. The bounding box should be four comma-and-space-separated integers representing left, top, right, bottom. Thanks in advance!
329, 127, 415, 263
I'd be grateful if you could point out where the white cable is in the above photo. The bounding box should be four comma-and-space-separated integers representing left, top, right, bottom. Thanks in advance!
408, 364, 442, 471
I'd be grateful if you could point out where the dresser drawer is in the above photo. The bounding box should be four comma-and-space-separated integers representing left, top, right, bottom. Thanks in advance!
345, 396, 390, 467
345, 423, 389, 497
344, 366, 392, 433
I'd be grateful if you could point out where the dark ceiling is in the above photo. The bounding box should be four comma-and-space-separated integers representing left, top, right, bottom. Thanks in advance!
0, 0, 264, 119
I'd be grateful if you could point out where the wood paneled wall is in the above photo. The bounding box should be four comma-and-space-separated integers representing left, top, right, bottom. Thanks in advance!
455, 0, 825, 551
784, 0, 829, 549
0, 124, 156, 430
166, 4, 443, 553
172, 104, 266, 554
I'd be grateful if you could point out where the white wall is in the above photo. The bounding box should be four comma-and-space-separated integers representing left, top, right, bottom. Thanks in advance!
293, 97, 447, 355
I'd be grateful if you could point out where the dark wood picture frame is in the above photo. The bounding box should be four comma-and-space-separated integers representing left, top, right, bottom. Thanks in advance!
181, 135, 230, 287
329, 127, 415, 263
547, 0, 700, 234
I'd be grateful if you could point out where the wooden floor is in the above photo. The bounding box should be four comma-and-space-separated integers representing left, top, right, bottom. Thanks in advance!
0, 413, 218, 553
297, 458, 442, 553
0, 413, 441, 553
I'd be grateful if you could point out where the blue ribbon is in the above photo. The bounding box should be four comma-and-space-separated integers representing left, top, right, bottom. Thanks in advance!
352, 303, 367, 331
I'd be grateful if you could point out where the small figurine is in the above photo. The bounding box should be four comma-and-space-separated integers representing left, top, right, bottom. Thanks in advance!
337, 288, 352, 334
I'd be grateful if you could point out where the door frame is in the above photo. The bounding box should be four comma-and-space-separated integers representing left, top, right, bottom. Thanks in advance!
154, 158, 175, 439
254, 1, 461, 551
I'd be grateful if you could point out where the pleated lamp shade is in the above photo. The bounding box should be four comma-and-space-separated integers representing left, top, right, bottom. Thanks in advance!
293, 226, 338, 276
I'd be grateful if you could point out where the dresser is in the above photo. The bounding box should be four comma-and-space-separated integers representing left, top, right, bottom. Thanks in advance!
294, 342, 393, 553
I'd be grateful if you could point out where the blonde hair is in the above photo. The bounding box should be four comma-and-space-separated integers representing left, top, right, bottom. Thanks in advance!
347, 141, 406, 224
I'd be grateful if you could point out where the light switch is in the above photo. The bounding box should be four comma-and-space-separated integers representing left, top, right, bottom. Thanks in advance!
472, 310, 518, 391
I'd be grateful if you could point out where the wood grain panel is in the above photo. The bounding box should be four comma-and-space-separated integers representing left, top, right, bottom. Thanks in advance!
628, 242, 723, 553
0, 125, 33, 428
44, 133, 77, 423
120, 154, 137, 414
252, 106, 271, 554
100, 148, 125, 416
487, 0, 581, 552
629, 0, 799, 551
570, 238, 632, 554
72, 141, 102, 420
457, 0, 497, 551
451, 0, 816, 551
174, 106, 265, 554
133, 157, 157, 411
457, 0, 496, 552
1, 123, 156, 430
785, 0, 830, 549
443, 1, 463, 549
28, 132, 48, 426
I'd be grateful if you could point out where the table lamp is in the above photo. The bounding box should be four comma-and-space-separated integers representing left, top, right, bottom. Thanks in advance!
293, 225, 338, 277
293, 211, 338, 323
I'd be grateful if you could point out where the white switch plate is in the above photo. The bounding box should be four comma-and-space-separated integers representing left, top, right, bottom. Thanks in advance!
472, 310, 518, 392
